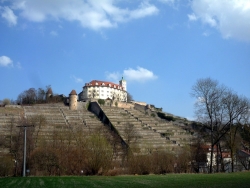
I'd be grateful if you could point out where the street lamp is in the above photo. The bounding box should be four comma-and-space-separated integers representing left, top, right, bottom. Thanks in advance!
17, 125, 33, 177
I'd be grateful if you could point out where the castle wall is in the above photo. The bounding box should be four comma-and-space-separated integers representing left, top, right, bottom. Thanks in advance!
117, 101, 134, 109
131, 101, 147, 106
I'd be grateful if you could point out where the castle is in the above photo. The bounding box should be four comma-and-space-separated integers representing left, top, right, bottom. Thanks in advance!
78, 77, 127, 102
69, 77, 127, 110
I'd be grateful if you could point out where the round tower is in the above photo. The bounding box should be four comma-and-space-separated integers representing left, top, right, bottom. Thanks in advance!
46, 88, 53, 101
119, 77, 127, 91
69, 90, 78, 110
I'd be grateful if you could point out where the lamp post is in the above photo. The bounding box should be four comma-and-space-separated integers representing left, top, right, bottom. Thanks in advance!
17, 125, 33, 177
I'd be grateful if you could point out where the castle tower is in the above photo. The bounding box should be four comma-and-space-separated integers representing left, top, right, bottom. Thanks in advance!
46, 88, 53, 101
69, 90, 78, 110
119, 77, 127, 91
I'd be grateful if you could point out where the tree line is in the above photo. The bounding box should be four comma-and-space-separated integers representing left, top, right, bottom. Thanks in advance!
191, 78, 250, 173
16, 86, 64, 105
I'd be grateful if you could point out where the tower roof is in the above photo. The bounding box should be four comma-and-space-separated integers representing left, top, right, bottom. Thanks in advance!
69, 90, 77, 95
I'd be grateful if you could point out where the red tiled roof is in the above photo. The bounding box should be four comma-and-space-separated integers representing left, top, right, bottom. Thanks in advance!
241, 150, 250, 156
84, 80, 124, 90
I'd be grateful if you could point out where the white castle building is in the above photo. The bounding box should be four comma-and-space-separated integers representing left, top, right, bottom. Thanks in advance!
78, 77, 127, 102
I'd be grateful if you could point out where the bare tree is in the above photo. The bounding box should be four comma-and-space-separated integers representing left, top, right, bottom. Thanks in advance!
191, 78, 250, 173
37, 88, 46, 103
123, 122, 139, 159
17, 88, 37, 105
222, 91, 250, 172
191, 78, 225, 173
85, 131, 113, 175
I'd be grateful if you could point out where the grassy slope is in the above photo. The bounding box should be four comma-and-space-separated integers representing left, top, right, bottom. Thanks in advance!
1, 172, 250, 188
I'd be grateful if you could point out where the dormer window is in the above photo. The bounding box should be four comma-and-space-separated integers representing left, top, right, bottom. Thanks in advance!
109, 84, 111, 87
96, 82, 98, 85
102, 83, 105, 86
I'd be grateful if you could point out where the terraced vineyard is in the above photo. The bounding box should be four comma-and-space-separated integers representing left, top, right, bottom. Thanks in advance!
100, 106, 195, 154
0, 102, 196, 176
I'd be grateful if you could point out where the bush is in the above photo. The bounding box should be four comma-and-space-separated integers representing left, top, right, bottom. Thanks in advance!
2, 98, 11, 106
157, 112, 175, 121
98, 99, 105, 106
0, 155, 14, 176
128, 155, 151, 175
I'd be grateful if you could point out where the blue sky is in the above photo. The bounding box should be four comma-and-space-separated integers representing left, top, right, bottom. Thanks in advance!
0, 0, 250, 120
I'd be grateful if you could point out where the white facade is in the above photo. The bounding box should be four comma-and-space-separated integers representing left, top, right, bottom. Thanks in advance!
79, 78, 127, 102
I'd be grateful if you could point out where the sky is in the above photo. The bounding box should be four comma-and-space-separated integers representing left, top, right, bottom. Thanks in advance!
0, 0, 250, 120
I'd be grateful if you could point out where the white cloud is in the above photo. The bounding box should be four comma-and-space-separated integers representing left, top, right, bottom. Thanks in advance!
202, 31, 210, 37
50, 30, 58, 36
190, 0, 250, 41
16, 62, 22, 69
188, 13, 197, 21
159, 0, 175, 3
129, 2, 159, 19
71, 75, 83, 83
105, 71, 121, 83
106, 66, 158, 83
158, 0, 177, 5
0, 6, 17, 26
0, 55, 13, 67
7, 0, 158, 30
123, 66, 158, 82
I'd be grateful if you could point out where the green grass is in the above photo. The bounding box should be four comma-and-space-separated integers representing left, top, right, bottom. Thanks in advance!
1, 172, 250, 188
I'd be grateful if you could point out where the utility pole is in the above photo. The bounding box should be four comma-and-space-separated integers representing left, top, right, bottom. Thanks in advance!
17, 125, 33, 177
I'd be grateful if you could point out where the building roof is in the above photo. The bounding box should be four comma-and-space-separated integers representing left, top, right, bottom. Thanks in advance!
84, 80, 125, 90
70, 90, 77, 95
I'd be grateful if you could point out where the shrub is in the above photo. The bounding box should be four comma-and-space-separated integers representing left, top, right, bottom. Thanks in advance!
0, 155, 14, 176
157, 112, 175, 121
98, 99, 105, 106
2, 98, 11, 106
128, 155, 151, 175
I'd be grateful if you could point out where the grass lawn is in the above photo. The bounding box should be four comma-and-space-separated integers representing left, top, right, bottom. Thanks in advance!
1, 172, 250, 188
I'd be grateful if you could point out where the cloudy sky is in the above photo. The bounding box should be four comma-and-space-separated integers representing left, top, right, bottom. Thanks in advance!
0, 0, 250, 119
